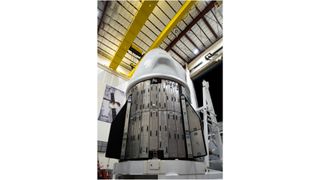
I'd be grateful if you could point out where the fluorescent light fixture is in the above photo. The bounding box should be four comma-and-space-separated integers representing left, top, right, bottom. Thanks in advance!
193, 48, 199, 55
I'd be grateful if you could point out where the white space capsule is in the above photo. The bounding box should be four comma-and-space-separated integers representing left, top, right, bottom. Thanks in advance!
106, 48, 207, 161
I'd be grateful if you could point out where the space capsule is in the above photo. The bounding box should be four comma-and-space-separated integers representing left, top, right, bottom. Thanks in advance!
106, 48, 207, 161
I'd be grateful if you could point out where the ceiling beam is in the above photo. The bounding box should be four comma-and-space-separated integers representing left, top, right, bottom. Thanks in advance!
98, 48, 132, 70
109, 0, 158, 70
148, 0, 196, 51
165, 1, 216, 51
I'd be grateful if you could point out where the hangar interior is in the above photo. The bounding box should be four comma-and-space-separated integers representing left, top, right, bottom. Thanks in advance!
97, 0, 223, 179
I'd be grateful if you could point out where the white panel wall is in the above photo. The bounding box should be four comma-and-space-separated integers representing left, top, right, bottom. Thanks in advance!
98, 121, 110, 142
97, 66, 128, 170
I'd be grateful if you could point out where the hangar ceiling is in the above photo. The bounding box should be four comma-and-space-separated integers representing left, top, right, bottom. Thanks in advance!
97, 0, 223, 76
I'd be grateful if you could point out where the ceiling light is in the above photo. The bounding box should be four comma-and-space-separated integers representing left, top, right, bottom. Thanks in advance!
193, 48, 199, 55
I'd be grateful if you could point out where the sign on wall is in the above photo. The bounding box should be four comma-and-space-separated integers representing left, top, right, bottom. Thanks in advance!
98, 84, 126, 123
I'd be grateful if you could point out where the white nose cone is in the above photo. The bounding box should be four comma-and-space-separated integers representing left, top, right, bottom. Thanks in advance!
127, 48, 188, 94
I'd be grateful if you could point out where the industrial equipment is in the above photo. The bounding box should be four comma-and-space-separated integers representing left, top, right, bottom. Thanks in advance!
105, 49, 222, 179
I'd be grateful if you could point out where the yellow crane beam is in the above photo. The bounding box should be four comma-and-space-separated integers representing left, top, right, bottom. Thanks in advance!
131, 44, 143, 56
109, 0, 158, 70
147, 0, 196, 51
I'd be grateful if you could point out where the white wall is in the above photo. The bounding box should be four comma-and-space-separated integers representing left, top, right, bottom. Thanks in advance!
97, 66, 128, 170
97, 67, 128, 114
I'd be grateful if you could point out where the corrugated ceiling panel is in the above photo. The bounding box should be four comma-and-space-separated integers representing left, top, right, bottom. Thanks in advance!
191, 25, 210, 47
118, 1, 137, 16
124, 53, 137, 64
177, 40, 194, 57
202, 38, 212, 48
104, 26, 124, 43
180, 37, 195, 52
141, 26, 157, 41
127, 0, 141, 10
116, 15, 130, 30
172, 46, 188, 60
99, 43, 115, 57
181, 36, 196, 52
105, 6, 114, 17
169, 51, 185, 65
183, 14, 193, 25
176, 21, 187, 32
167, 1, 181, 12
142, 25, 158, 40
195, 1, 206, 11
112, 15, 128, 31
125, 52, 140, 63
188, 6, 199, 18
153, 6, 170, 25
98, 43, 116, 56
103, 31, 121, 45
136, 34, 152, 49
187, 31, 205, 50
108, 19, 127, 35
160, 43, 166, 50
133, 38, 148, 52
158, 1, 176, 18
148, 13, 165, 31
198, 19, 216, 41
121, 57, 132, 65
167, 32, 176, 42
144, 21, 161, 36
175, 36, 190, 49
101, 39, 117, 51
137, 32, 153, 47
214, 7, 223, 25
163, 38, 171, 46
205, 12, 222, 37
117, 5, 134, 20
176, 41, 193, 59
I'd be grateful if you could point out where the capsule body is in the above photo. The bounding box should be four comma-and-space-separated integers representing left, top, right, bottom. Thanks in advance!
106, 49, 207, 161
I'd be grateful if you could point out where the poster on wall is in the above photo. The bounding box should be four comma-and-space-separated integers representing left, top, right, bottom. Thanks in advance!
98, 84, 125, 123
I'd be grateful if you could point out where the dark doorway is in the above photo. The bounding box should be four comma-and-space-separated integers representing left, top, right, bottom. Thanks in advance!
193, 61, 222, 122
